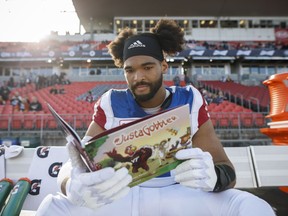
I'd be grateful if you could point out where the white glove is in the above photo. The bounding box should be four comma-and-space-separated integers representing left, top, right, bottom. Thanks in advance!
57, 136, 92, 194
66, 141, 132, 210
172, 148, 217, 191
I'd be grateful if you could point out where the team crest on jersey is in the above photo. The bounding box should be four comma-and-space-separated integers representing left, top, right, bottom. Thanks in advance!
37, 147, 50, 158
48, 162, 62, 177
29, 179, 41, 195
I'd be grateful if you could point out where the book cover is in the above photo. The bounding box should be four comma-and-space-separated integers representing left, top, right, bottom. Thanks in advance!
85, 104, 192, 186
48, 103, 192, 187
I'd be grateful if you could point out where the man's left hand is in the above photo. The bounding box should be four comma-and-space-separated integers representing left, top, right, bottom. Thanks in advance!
172, 148, 217, 191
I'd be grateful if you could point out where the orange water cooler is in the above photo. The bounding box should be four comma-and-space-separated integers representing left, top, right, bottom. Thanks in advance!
260, 72, 288, 192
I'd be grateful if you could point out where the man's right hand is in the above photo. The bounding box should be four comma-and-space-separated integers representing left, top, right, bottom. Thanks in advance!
65, 141, 132, 210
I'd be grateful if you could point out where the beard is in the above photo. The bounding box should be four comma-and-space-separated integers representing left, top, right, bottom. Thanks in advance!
130, 74, 163, 102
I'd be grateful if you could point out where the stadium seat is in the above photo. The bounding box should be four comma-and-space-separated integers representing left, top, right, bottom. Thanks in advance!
23, 114, 35, 130
34, 112, 46, 130
11, 114, 23, 130
254, 113, 265, 127
240, 113, 253, 127
0, 106, 4, 114
35, 117, 43, 130
242, 117, 254, 128
46, 115, 58, 130
207, 103, 217, 111
0, 115, 10, 130
74, 115, 85, 129
219, 118, 230, 128
2, 105, 13, 114
229, 113, 240, 128
232, 105, 244, 112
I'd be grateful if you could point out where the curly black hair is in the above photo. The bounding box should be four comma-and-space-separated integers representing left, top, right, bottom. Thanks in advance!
107, 19, 185, 68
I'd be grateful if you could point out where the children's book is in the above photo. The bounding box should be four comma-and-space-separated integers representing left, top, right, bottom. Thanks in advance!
48, 103, 192, 187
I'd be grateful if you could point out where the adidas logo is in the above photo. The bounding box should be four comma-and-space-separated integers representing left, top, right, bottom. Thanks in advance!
127, 40, 146, 49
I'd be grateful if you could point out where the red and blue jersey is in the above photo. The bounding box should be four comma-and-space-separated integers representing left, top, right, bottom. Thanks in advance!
93, 85, 209, 136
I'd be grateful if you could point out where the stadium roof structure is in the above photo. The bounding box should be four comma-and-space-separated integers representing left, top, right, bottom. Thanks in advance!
72, 0, 288, 31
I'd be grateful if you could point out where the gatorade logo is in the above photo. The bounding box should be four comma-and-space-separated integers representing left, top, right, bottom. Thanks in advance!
0, 147, 4, 156
48, 162, 62, 177
37, 147, 50, 158
0, 148, 5, 156
29, 179, 41, 195
11, 185, 19, 194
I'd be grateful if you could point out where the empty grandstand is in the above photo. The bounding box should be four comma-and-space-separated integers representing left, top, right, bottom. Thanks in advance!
1, 13, 288, 146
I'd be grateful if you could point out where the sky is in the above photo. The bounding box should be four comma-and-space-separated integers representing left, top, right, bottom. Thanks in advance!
0, 0, 84, 42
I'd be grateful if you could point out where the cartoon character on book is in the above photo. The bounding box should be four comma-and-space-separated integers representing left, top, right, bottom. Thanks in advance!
106, 145, 153, 173
167, 127, 192, 158
179, 128, 192, 148
152, 139, 169, 165
167, 128, 178, 136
